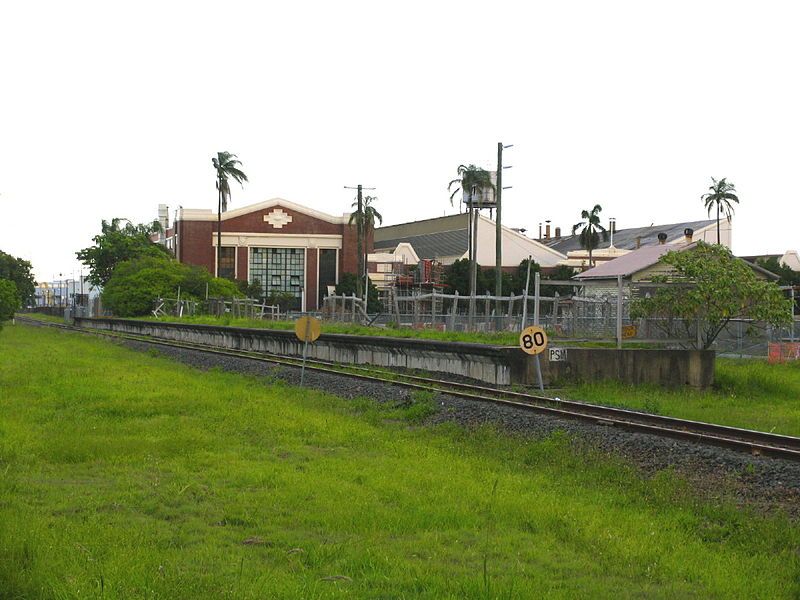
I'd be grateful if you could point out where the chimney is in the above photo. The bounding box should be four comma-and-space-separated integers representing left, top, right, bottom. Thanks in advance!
554, 226, 561, 239
684, 227, 694, 244
538, 222, 542, 239
157, 204, 169, 241
658, 232, 667, 245
545, 220, 551, 239
635, 236, 641, 249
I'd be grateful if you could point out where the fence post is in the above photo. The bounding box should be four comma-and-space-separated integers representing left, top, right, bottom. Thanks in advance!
468, 290, 476, 332
506, 296, 514, 330
616, 274, 623, 349
393, 291, 401, 325
431, 289, 437, 327
413, 293, 420, 327
484, 293, 491, 330
351, 293, 356, 322
450, 291, 459, 331
533, 271, 541, 327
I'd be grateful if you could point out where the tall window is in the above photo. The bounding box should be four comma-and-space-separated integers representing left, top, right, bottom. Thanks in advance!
318, 249, 337, 306
250, 247, 305, 310
219, 247, 236, 280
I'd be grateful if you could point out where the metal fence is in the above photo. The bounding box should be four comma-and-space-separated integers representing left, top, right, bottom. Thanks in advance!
322, 275, 799, 355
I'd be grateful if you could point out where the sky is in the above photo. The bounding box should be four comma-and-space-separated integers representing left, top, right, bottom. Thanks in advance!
1, 0, 798, 282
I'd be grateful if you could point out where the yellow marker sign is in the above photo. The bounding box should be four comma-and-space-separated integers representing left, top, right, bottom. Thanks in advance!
295, 316, 321, 343
519, 325, 548, 356
622, 324, 637, 339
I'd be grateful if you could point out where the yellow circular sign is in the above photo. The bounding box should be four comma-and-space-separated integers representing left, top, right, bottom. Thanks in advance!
295, 316, 321, 343
519, 325, 548, 355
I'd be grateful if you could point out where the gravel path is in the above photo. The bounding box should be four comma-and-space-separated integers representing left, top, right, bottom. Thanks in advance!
119, 337, 800, 516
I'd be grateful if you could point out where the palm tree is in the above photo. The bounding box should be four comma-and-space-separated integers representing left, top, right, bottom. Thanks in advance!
701, 177, 739, 245
353, 196, 382, 302
572, 205, 608, 268
447, 164, 494, 212
212, 151, 248, 277
349, 195, 383, 302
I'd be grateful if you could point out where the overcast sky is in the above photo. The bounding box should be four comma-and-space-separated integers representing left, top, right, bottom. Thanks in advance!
2, 0, 798, 282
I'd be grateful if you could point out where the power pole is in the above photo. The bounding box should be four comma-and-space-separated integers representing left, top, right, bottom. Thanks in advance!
495, 143, 513, 327
344, 184, 375, 302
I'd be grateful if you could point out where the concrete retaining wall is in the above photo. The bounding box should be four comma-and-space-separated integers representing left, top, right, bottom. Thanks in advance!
72, 318, 714, 388
539, 347, 715, 389
74, 318, 528, 386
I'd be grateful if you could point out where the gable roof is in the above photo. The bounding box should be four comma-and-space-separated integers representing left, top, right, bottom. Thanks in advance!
575, 242, 780, 281
375, 213, 567, 263
574, 243, 684, 279
543, 219, 716, 253
177, 198, 349, 224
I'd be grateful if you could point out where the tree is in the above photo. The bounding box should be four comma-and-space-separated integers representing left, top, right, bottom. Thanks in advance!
701, 177, 739, 245
572, 205, 608, 268
212, 151, 248, 277
447, 164, 494, 211
349, 195, 382, 302
630, 242, 791, 349
76, 218, 170, 287
0, 251, 35, 305
0, 279, 20, 330
335, 272, 382, 313
102, 255, 241, 317
443, 258, 489, 297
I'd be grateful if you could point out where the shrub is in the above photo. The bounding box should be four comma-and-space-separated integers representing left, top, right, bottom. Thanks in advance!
102, 256, 241, 317
0, 278, 20, 329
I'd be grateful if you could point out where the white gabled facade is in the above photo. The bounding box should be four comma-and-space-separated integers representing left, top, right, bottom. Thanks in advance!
469, 214, 566, 268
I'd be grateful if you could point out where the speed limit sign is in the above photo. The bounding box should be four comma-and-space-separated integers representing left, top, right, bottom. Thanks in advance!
519, 325, 548, 355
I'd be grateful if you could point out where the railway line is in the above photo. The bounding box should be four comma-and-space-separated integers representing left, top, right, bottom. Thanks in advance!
17, 315, 800, 462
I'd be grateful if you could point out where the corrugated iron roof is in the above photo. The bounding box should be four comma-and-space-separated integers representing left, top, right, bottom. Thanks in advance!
375, 229, 469, 260
543, 219, 716, 253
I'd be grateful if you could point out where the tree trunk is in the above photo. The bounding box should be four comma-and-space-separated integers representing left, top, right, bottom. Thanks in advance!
716, 203, 720, 245
216, 186, 222, 278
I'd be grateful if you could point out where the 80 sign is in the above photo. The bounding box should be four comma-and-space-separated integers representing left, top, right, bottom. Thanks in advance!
519, 326, 548, 355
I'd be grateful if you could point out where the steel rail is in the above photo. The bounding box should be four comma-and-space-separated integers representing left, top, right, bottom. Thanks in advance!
17, 316, 800, 462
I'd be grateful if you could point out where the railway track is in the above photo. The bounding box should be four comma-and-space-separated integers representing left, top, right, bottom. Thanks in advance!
18, 315, 800, 462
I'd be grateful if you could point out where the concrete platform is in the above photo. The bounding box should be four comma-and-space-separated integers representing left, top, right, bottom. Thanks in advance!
73, 318, 714, 388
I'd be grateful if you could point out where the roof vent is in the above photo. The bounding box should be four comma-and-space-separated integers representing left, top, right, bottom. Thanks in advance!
657, 232, 668, 245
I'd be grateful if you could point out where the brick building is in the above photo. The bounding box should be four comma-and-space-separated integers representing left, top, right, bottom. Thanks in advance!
165, 198, 368, 311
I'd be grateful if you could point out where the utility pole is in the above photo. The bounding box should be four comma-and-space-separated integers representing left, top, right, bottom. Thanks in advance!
344, 184, 375, 303
495, 143, 513, 328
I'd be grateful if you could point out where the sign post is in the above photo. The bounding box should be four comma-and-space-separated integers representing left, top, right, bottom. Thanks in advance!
294, 315, 321, 386
519, 325, 548, 392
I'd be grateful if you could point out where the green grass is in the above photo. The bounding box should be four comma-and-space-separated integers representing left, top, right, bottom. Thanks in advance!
565, 358, 800, 437
1, 324, 799, 598
144, 314, 525, 345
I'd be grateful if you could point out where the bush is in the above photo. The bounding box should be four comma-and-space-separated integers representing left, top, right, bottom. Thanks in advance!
0, 279, 20, 329
102, 256, 241, 317
335, 272, 382, 313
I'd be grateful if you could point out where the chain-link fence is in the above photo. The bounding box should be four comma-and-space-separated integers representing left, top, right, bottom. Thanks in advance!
322, 277, 798, 355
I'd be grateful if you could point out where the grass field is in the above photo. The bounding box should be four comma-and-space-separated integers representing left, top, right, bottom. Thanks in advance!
566, 358, 800, 437
1, 324, 799, 598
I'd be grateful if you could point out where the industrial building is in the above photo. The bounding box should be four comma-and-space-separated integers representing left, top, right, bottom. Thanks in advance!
160, 198, 366, 311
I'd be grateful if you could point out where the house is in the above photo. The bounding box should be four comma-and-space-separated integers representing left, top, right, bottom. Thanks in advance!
574, 232, 777, 297
539, 218, 731, 271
